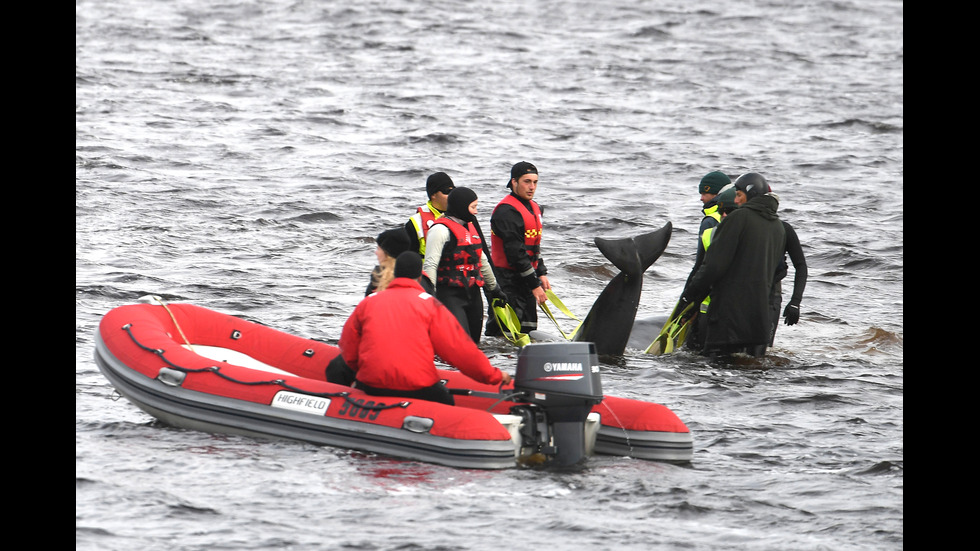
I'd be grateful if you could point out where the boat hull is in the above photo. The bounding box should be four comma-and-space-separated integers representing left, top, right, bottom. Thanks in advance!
442, 371, 693, 462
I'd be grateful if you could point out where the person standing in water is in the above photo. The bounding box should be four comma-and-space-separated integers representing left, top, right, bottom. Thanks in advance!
405, 171, 455, 260
485, 161, 550, 337
422, 186, 507, 343
681, 172, 786, 358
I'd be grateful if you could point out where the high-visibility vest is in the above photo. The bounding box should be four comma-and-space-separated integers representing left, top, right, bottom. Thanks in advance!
700, 226, 716, 314
408, 201, 444, 257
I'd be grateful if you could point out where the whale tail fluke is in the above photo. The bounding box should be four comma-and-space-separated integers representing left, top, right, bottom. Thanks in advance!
574, 222, 672, 356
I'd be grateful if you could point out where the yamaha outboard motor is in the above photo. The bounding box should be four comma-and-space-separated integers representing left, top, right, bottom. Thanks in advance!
511, 342, 603, 467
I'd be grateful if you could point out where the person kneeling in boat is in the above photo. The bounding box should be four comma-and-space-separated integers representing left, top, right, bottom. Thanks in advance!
338, 250, 512, 405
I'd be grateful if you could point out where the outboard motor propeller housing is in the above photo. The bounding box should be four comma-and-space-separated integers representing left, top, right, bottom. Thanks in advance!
511, 342, 603, 467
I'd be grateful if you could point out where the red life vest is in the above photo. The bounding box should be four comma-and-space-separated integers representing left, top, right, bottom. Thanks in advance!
490, 194, 542, 270
433, 217, 485, 288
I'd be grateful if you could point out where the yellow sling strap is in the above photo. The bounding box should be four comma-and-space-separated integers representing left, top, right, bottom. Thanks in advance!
645, 301, 698, 355
491, 298, 531, 347
539, 289, 583, 340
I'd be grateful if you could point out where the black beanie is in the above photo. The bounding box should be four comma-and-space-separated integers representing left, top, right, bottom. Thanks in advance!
394, 251, 423, 279
446, 187, 478, 222
425, 172, 455, 198
376, 228, 411, 258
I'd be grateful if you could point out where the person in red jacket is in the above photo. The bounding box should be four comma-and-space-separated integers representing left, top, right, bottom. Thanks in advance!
338, 250, 512, 405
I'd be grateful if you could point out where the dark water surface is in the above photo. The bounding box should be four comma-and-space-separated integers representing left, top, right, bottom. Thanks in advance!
76, 1, 903, 549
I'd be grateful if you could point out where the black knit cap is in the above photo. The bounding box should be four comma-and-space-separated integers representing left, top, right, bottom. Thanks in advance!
425, 172, 455, 198
507, 161, 537, 188
376, 227, 411, 258
446, 186, 478, 223
394, 251, 423, 279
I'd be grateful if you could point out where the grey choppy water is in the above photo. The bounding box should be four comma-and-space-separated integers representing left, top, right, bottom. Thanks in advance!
77, 0, 903, 549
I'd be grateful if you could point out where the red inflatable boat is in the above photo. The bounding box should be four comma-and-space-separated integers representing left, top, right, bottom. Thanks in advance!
93, 298, 693, 469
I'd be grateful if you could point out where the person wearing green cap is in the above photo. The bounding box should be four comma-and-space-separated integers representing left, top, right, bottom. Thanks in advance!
681, 185, 738, 351
668, 172, 733, 349
697, 170, 732, 232
699, 170, 730, 205
687, 173, 734, 289
686, 171, 733, 285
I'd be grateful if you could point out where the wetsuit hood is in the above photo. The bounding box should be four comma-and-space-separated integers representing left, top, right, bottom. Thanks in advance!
741, 193, 780, 221
446, 186, 478, 223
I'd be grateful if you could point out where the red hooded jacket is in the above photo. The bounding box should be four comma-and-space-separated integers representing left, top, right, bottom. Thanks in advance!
339, 277, 504, 391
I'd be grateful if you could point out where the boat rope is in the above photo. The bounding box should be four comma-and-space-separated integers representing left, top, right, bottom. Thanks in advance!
484, 391, 529, 412
146, 295, 196, 353
120, 323, 410, 412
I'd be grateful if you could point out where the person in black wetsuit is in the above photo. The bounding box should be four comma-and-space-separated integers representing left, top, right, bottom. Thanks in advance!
484, 161, 550, 336
768, 214, 808, 347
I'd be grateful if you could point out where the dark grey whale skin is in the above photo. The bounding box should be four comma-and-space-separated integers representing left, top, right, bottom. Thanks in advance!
529, 223, 673, 357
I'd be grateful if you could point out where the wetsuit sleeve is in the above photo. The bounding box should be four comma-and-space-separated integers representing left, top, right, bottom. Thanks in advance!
405, 219, 420, 256
784, 223, 807, 305
430, 301, 503, 385
491, 203, 541, 288
683, 239, 708, 292
422, 224, 450, 288
535, 256, 548, 278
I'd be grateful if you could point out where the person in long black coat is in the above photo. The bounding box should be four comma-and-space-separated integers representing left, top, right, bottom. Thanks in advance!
681, 173, 786, 358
